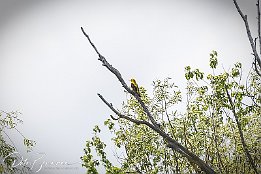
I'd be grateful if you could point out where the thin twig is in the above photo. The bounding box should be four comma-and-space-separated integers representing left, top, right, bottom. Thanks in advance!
224, 85, 258, 174
164, 97, 175, 137
257, 0, 261, 55
2, 131, 24, 161
254, 58, 261, 76
2, 131, 17, 151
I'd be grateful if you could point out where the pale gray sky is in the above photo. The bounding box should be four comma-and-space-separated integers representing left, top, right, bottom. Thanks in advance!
0, 0, 257, 173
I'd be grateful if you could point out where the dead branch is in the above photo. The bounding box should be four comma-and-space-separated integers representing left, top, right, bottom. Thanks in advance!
233, 0, 261, 76
81, 27, 216, 174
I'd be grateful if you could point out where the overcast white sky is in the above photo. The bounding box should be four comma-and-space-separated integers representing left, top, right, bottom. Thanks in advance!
0, 0, 257, 173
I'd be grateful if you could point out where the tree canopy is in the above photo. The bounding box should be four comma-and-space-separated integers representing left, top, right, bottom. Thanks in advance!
80, 0, 261, 173
81, 51, 260, 173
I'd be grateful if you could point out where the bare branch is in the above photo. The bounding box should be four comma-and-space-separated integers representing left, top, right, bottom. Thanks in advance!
254, 58, 261, 76
98, 93, 154, 128
81, 27, 102, 56
81, 27, 159, 127
224, 85, 258, 174
110, 115, 119, 120
233, 0, 261, 72
81, 27, 216, 174
257, 0, 261, 55
254, 37, 257, 49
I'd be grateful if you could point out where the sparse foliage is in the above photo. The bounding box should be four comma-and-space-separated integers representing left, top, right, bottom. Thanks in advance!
0, 111, 36, 174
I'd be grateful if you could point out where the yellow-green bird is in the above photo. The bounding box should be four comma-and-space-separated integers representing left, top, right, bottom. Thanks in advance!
130, 78, 141, 97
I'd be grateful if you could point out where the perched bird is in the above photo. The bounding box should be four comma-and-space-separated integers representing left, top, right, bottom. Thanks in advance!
130, 78, 141, 97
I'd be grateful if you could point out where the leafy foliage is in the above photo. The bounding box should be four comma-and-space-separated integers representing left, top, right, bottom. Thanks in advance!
0, 111, 36, 174
82, 51, 260, 173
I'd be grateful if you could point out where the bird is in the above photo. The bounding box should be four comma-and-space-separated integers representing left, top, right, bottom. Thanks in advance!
130, 78, 141, 97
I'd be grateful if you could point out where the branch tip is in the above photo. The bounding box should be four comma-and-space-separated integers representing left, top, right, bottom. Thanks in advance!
81, 27, 101, 56
110, 115, 119, 120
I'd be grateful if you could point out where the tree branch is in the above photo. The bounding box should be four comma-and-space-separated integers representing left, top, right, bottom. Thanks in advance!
254, 58, 261, 76
233, 0, 261, 74
257, 0, 261, 55
98, 93, 155, 128
80, 27, 160, 128
81, 27, 216, 174
98, 93, 215, 173
224, 85, 258, 174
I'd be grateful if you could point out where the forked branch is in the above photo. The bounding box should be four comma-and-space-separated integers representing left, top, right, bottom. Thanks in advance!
81, 27, 215, 174
97, 93, 155, 128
